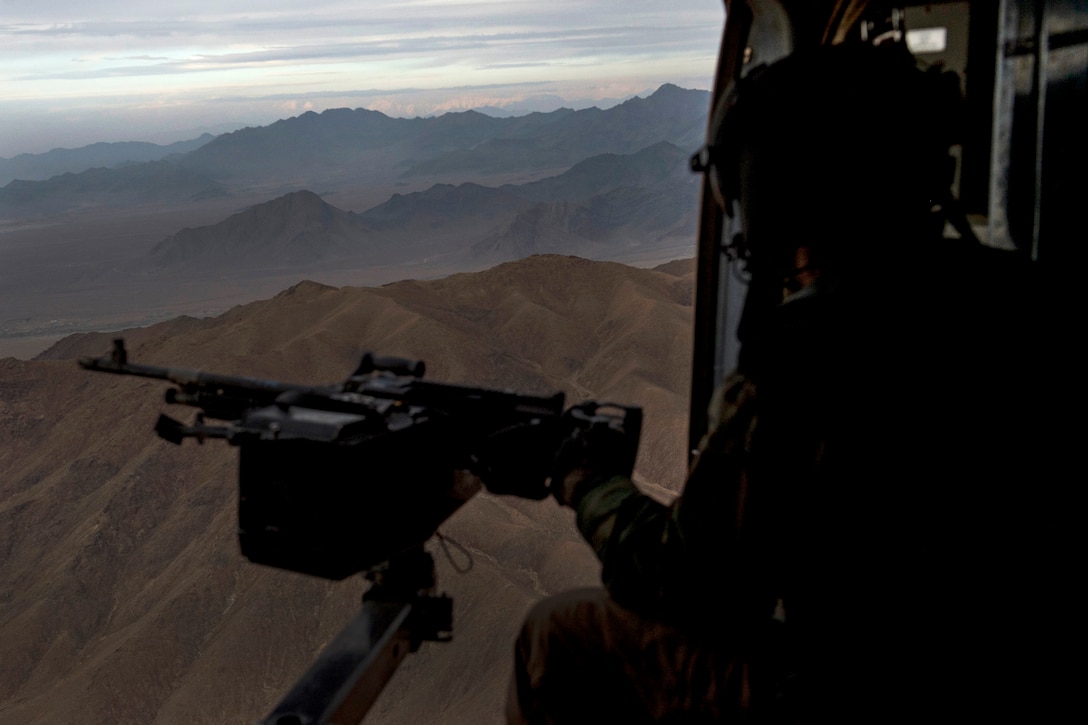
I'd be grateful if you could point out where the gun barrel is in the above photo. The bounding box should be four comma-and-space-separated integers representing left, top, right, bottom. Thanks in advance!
78, 354, 303, 395
78, 340, 317, 419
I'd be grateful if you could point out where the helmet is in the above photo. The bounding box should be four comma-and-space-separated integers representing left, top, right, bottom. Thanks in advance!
692, 41, 967, 280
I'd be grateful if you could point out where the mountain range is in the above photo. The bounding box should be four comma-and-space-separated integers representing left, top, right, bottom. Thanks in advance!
181, 83, 707, 184
0, 162, 229, 218
147, 141, 699, 272
0, 81, 710, 368
0, 84, 709, 219
0, 135, 216, 186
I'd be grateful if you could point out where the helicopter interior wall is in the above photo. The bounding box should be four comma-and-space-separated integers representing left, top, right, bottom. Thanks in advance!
992, 0, 1087, 261
1040, 36, 1087, 268
1030, 0, 1087, 266
902, 1, 994, 225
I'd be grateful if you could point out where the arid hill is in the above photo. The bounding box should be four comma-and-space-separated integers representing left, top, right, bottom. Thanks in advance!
149, 190, 373, 269
0, 255, 694, 724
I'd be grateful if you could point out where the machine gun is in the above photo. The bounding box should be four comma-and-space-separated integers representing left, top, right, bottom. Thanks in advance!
78, 338, 641, 724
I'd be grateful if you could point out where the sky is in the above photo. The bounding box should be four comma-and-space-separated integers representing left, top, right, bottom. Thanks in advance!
0, 1, 725, 157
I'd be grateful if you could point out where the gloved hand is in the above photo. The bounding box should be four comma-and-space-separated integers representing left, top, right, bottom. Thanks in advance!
550, 405, 640, 507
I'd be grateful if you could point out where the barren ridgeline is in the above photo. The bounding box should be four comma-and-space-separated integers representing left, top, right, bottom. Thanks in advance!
0, 255, 694, 723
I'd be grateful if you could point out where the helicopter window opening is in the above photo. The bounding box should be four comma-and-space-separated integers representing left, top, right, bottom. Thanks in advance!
906, 27, 950, 54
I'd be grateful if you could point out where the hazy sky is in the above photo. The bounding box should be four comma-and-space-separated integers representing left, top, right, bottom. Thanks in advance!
1, 1, 724, 157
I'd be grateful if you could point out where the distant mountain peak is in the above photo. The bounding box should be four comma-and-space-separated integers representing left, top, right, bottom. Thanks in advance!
274, 280, 338, 299
275, 188, 326, 204
650, 82, 690, 95
280, 189, 322, 200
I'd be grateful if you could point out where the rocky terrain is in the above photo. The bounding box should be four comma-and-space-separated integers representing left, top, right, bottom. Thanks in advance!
0, 254, 695, 724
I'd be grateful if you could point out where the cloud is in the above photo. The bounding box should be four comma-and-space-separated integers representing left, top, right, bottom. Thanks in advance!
14, 22, 719, 82
0, 1, 723, 154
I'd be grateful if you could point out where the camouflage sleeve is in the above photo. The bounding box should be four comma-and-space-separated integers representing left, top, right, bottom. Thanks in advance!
571, 374, 760, 618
